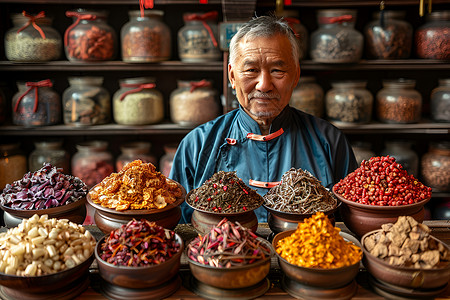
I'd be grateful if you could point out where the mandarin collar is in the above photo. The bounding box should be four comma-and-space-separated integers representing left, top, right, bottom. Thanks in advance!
236, 105, 291, 135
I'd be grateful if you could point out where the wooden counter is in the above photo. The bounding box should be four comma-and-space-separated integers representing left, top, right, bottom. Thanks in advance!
68, 221, 450, 300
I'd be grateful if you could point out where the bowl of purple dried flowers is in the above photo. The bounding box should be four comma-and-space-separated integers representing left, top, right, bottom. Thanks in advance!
0, 163, 88, 228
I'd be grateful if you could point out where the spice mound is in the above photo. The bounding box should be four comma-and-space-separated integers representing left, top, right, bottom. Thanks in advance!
88, 160, 182, 211
264, 167, 337, 214
187, 218, 272, 268
0, 214, 96, 276
0, 163, 87, 210
276, 212, 362, 269
99, 219, 180, 267
364, 216, 450, 268
334, 156, 432, 206
187, 171, 263, 213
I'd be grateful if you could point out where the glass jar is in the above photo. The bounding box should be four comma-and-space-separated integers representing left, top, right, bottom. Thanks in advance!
325, 81, 373, 124
170, 79, 220, 125
116, 141, 157, 171
421, 142, 450, 192
276, 10, 308, 60
0, 86, 5, 125
64, 9, 116, 61
430, 78, 450, 122
290, 76, 324, 117
71, 140, 114, 189
121, 10, 171, 62
0, 143, 27, 190
12, 79, 61, 127
381, 140, 419, 177
415, 11, 450, 60
62, 76, 111, 126
310, 9, 363, 63
5, 12, 62, 62
28, 140, 70, 172
376, 79, 422, 124
364, 11, 413, 59
178, 11, 221, 62
160, 144, 178, 177
113, 77, 164, 125
351, 141, 376, 165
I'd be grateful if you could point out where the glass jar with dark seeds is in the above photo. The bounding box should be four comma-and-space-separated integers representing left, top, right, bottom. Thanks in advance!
421, 142, 450, 192
430, 78, 450, 123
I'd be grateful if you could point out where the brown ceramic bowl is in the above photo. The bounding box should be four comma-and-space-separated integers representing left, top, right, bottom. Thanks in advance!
332, 185, 431, 238
95, 232, 184, 289
0, 197, 87, 228
263, 201, 340, 234
272, 230, 361, 289
187, 237, 273, 289
87, 179, 186, 234
361, 229, 450, 289
0, 250, 94, 299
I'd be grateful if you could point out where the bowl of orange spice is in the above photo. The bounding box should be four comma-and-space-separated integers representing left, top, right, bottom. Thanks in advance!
273, 212, 362, 299
87, 160, 186, 234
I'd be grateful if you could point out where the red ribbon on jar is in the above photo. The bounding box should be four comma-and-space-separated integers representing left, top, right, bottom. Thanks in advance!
17, 11, 46, 40
139, 0, 154, 18
119, 83, 156, 101
319, 15, 354, 24
14, 79, 53, 113
184, 11, 218, 47
284, 17, 301, 38
64, 11, 98, 46
189, 79, 212, 92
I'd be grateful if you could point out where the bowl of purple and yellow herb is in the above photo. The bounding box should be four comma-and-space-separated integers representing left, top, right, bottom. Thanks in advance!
95, 218, 183, 289
0, 163, 88, 227
186, 218, 274, 289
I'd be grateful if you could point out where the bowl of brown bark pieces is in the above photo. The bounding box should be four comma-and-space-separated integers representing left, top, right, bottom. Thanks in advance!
361, 216, 450, 295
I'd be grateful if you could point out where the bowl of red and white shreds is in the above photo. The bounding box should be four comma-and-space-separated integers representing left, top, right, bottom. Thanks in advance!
332, 156, 432, 238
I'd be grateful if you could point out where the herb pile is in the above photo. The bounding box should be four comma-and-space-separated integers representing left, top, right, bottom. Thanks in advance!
187, 171, 263, 213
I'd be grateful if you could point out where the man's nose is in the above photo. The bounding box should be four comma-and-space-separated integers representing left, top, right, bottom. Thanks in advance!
255, 71, 273, 92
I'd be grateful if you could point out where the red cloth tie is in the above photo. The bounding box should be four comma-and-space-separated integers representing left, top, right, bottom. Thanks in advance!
184, 11, 218, 47
119, 83, 156, 101
64, 11, 97, 46
189, 79, 212, 92
319, 15, 354, 24
139, 0, 154, 18
14, 79, 53, 113
17, 11, 46, 40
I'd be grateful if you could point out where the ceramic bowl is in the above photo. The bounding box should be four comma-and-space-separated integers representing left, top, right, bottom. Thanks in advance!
361, 229, 450, 289
272, 230, 361, 289
264, 201, 340, 234
0, 250, 94, 299
95, 232, 184, 289
332, 185, 431, 238
0, 197, 87, 228
187, 237, 273, 289
87, 179, 186, 234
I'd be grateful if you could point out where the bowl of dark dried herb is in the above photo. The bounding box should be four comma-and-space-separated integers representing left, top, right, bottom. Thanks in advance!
186, 218, 274, 290
186, 171, 264, 235
263, 168, 339, 234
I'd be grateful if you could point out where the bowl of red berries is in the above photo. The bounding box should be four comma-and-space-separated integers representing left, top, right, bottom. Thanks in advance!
332, 156, 432, 238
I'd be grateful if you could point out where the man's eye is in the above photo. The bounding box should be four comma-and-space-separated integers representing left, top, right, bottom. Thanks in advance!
272, 69, 285, 73
245, 69, 257, 72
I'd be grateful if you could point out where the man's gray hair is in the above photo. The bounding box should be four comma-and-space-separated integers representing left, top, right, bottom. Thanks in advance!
228, 15, 300, 67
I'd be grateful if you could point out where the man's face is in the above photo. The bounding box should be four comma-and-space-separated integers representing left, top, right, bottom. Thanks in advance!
228, 34, 300, 121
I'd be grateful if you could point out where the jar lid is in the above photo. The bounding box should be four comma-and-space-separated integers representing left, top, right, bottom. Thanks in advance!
11, 13, 53, 26
183, 11, 218, 22
330, 80, 367, 88
68, 76, 104, 86
177, 79, 213, 88
128, 10, 164, 18
69, 9, 108, 19
34, 140, 64, 149
298, 76, 316, 84
430, 141, 450, 151
425, 10, 450, 21
372, 10, 406, 20
120, 141, 151, 154
76, 140, 108, 151
317, 9, 356, 24
0, 143, 21, 152
382, 78, 416, 87
120, 77, 156, 85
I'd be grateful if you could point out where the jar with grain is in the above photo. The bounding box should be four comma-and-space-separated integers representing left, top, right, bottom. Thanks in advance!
381, 140, 419, 177
430, 78, 450, 122
351, 141, 376, 164
116, 141, 157, 171
310, 9, 363, 63
121, 10, 171, 62
0, 143, 27, 190
5, 12, 61, 62
376, 79, 422, 124
64, 9, 116, 61
415, 11, 450, 60
276, 10, 308, 60
160, 144, 178, 177
12, 79, 61, 127
178, 11, 221, 62
170, 79, 220, 125
364, 10, 412, 59
290, 76, 324, 117
113, 77, 164, 125
62, 76, 111, 126
71, 141, 114, 189
325, 81, 373, 124
421, 142, 450, 192
28, 140, 70, 173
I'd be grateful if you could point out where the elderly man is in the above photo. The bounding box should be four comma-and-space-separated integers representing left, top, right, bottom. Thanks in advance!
170, 15, 358, 223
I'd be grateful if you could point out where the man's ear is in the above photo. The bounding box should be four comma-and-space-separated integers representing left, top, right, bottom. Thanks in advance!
228, 64, 235, 89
